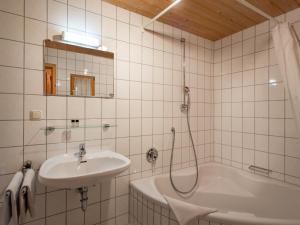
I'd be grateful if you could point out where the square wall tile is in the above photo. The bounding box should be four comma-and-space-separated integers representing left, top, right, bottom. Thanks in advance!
0, 94, 23, 120
47, 97, 67, 119
0, 67, 23, 94
48, 0, 67, 27
0, 147, 23, 174
67, 97, 85, 119
0, 11, 23, 41
25, 0, 47, 21
0, 0, 24, 15
0, 121, 23, 147
0, 39, 23, 68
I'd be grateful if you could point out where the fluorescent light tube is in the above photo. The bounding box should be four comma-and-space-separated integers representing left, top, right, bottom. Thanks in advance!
62, 31, 100, 48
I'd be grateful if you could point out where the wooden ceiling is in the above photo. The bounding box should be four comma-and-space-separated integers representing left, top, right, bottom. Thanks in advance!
103, 0, 300, 40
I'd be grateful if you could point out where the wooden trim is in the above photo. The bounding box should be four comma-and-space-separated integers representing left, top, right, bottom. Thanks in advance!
91, 78, 95, 96
44, 39, 114, 59
44, 63, 56, 95
70, 74, 95, 96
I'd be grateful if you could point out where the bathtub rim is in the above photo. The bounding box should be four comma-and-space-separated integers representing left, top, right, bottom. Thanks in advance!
130, 162, 300, 225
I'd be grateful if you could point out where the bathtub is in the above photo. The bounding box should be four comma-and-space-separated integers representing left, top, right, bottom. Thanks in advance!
130, 163, 300, 225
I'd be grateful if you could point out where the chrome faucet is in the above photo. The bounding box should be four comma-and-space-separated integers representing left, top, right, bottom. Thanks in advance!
76, 143, 86, 161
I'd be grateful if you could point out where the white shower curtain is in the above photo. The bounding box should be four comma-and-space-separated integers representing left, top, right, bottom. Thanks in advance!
272, 22, 300, 136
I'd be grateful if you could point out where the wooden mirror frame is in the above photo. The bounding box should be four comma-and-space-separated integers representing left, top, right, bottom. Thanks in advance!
43, 39, 114, 98
44, 39, 114, 59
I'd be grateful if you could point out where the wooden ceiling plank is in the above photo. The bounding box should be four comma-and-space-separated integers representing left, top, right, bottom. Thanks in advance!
168, 3, 239, 34
222, 0, 266, 23
269, 0, 300, 13
161, 13, 224, 39
105, 0, 244, 35
164, 12, 233, 37
159, 11, 221, 34
103, 0, 300, 41
183, 0, 246, 30
245, 0, 300, 16
245, 0, 283, 16
196, 0, 259, 28
104, 0, 168, 18
105, 0, 224, 39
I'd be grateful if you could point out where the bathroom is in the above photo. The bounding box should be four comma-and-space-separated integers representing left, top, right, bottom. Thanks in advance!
1, 0, 300, 225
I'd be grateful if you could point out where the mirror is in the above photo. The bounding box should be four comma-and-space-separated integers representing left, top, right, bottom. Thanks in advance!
43, 40, 114, 98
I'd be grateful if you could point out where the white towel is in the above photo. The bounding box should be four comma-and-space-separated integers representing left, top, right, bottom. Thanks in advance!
2, 171, 23, 225
164, 195, 217, 225
2, 192, 11, 225
19, 169, 36, 224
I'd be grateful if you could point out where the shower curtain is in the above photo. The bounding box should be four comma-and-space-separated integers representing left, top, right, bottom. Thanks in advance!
272, 22, 300, 136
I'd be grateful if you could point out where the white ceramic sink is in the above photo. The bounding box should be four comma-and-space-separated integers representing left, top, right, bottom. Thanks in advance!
38, 151, 130, 189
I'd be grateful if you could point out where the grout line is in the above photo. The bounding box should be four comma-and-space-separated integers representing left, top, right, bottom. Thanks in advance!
253, 22, 257, 172
230, 34, 233, 167
241, 30, 244, 170
22, 0, 25, 174
44, 0, 49, 224
220, 38, 223, 163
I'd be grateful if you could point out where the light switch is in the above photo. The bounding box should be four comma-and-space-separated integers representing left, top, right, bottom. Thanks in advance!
30, 110, 42, 121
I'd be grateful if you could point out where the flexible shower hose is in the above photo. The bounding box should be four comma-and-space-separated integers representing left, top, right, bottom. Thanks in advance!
169, 102, 199, 194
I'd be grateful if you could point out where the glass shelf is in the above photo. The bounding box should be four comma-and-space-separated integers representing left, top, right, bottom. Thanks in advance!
42, 124, 116, 131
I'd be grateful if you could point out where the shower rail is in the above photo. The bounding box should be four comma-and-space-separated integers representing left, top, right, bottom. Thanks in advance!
236, 0, 300, 44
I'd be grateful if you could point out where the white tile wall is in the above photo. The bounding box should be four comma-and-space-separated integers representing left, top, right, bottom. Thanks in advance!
2, 0, 300, 224
213, 7, 300, 185
0, 1, 213, 225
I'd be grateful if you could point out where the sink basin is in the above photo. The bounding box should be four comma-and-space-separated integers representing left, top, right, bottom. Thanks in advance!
38, 150, 130, 189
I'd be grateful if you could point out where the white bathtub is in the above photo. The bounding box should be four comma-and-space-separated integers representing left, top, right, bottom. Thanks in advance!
130, 163, 300, 225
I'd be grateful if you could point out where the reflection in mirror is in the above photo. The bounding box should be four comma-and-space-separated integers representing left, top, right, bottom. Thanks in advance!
70, 74, 95, 96
43, 39, 114, 98
44, 63, 56, 95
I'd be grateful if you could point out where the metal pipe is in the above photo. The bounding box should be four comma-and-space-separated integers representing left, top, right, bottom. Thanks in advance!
143, 0, 182, 29
77, 186, 88, 211
181, 38, 186, 106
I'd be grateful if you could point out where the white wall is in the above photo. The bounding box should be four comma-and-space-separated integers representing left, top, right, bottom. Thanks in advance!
0, 0, 213, 225
212, 7, 300, 185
